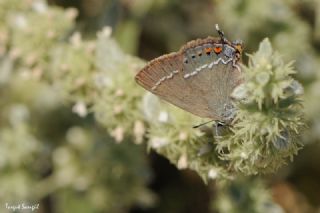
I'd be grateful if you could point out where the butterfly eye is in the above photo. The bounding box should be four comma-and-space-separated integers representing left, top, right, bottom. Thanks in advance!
213, 46, 222, 54
232, 39, 243, 53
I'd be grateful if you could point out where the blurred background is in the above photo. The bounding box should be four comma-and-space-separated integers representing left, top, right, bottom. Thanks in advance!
1, 0, 320, 212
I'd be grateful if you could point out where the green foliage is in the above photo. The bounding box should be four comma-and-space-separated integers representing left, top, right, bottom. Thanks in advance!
215, 0, 320, 82
93, 30, 147, 143
213, 177, 283, 213
0, 0, 76, 75
50, 27, 147, 143
0, 1, 153, 212
51, 128, 153, 213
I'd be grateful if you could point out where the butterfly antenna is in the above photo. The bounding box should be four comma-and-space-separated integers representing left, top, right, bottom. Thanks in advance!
193, 120, 215, 129
215, 24, 226, 42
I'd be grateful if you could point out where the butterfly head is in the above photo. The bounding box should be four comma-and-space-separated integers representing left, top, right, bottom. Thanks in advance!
232, 39, 243, 54
215, 24, 243, 60
232, 39, 243, 60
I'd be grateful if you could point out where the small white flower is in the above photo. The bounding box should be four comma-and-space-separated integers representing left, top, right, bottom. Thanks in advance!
115, 89, 124, 97
208, 169, 218, 179
240, 152, 248, 159
158, 111, 169, 123
14, 15, 28, 29
97, 26, 112, 38
111, 126, 125, 143
134, 120, 145, 144
69, 32, 82, 47
32, 1, 48, 14
177, 154, 188, 169
142, 93, 161, 122
179, 131, 188, 141
65, 8, 78, 20
72, 101, 88, 117
150, 137, 169, 148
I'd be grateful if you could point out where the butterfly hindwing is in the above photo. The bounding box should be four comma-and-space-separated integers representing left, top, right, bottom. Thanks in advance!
135, 37, 243, 120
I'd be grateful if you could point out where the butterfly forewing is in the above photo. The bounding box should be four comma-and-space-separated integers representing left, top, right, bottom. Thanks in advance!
135, 53, 213, 118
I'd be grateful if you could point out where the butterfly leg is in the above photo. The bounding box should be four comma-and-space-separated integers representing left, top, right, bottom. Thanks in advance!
213, 121, 226, 138
196, 121, 229, 156
232, 58, 241, 72
193, 119, 215, 128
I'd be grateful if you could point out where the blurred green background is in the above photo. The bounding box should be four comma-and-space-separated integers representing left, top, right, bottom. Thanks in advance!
1, 0, 320, 212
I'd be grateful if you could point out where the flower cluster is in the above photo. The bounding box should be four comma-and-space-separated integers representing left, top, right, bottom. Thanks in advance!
216, 39, 304, 174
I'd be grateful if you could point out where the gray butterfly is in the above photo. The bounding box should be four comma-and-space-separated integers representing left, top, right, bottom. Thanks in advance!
135, 25, 243, 124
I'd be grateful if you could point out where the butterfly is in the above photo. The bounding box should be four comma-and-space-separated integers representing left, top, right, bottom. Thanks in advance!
135, 24, 243, 124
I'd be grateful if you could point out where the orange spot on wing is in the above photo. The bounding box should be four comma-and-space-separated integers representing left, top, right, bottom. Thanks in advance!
213, 46, 222, 54
205, 47, 212, 54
